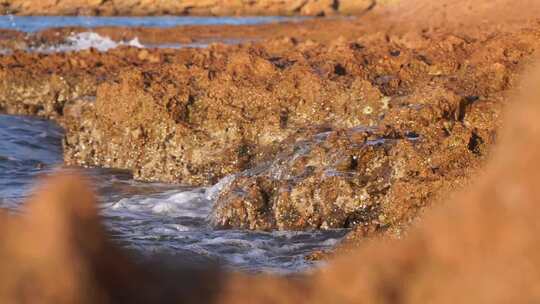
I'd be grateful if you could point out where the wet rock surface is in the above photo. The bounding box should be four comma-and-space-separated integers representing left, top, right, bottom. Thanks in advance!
1, 2, 540, 233
212, 127, 398, 230
3, 62, 540, 303
4, 0, 540, 302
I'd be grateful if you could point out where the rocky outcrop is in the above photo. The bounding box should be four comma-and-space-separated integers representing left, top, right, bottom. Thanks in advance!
60, 28, 533, 230
211, 126, 405, 230
210, 84, 503, 230
1, 1, 540, 232
0, 71, 95, 118
0, 47, 168, 118
1, 0, 375, 16
3, 1, 540, 301
220, 66, 540, 302
1, 21, 538, 231
4, 64, 540, 302
60, 42, 389, 185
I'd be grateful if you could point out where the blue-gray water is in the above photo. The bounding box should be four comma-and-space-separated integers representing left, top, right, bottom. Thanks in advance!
0, 15, 304, 32
0, 15, 305, 52
0, 114, 346, 273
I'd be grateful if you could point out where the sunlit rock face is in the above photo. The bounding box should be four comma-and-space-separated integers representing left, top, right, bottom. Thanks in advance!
2, 24, 535, 232
1, 0, 375, 16
3, 65, 540, 303
211, 126, 398, 231
2, 0, 540, 303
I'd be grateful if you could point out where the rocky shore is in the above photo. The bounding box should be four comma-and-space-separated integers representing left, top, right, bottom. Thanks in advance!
2, 0, 374, 16
3, 51, 540, 304
3, 0, 540, 302
1, 1, 540, 237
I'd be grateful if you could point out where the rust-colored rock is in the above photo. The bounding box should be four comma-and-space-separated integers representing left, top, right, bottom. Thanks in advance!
211, 126, 398, 230
2, 0, 540, 302
58, 26, 538, 230
1, 1, 540, 231
2, 58, 540, 304
1, 0, 375, 16
217, 65, 540, 303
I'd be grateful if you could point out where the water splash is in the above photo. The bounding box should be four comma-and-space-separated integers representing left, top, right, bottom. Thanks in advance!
31, 32, 144, 53
0, 115, 347, 273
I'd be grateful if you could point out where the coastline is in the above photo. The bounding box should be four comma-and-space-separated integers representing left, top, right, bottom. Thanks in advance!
1, 0, 375, 16
2, 1, 540, 302
1, 7, 537, 236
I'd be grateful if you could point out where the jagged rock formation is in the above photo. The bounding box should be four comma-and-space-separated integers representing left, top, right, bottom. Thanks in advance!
0, 8, 538, 230
3, 1, 540, 302
1, 0, 540, 232
2, 62, 540, 304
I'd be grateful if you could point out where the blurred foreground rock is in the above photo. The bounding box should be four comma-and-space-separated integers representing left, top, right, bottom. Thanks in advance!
0, 173, 222, 304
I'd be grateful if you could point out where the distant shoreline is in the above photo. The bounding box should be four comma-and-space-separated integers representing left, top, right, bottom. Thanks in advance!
1, 0, 375, 17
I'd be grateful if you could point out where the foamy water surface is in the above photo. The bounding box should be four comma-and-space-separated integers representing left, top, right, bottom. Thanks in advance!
29, 31, 251, 53
0, 15, 301, 52
31, 31, 145, 53
0, 115, 347, 273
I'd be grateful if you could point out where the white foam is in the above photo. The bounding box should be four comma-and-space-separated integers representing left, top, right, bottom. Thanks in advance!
104, 174, 239, 219
107, 188, 211, 218
150, 224, 191, 234
2, 114, 347, 273
9, 32, 253, 54
98, 173, 347, 273
33, 31, 144, 53
205, 174, 236, 201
